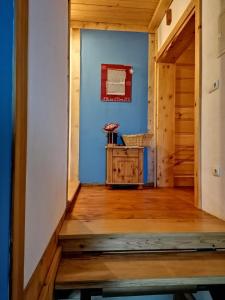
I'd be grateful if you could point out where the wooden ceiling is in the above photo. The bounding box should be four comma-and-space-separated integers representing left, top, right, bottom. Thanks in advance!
70, 0, 170, 32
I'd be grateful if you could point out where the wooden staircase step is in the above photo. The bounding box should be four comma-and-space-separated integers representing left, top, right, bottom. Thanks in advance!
59, 219, 225, 252
55, 251, 225, 290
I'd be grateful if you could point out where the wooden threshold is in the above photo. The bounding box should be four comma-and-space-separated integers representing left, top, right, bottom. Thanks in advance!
55, 251, 225, 290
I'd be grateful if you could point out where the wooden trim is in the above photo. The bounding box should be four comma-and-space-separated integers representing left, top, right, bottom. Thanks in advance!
66, 181, 81, 214
194, 0, 202, 208
147, 33, 156, 184
38, 247, 62, 300
155, 1, 195, 62
11, 0, 29, 299
68, 28, 80, 183
153, 32, 158, 187
148, 0, 173, 33
24, 212, 65, 300
70, 20, 148, 32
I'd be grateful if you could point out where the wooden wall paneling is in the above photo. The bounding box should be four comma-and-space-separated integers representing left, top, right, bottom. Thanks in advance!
194, 0, 202, 208
68, 28, 80, 184
11, 0, 29, 299
156, 63, 175, 187
147, 33, 156, 184
38, 248, 62, 300
70, 0, 160, 29
24, 213, 65, 300
174, 38, 195, 187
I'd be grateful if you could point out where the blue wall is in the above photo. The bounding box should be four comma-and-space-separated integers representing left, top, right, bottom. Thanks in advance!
0, 0, 14, 299
80, 30, 148, 183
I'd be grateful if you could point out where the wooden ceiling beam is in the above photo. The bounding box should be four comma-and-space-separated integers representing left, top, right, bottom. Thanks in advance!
70, 20, 149, 32
148, 0, 173, 33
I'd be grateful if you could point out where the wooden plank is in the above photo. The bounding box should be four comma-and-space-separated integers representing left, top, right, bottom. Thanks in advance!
71, 8, 152, 26
70, 0, 159, 27
38, 248, 62, 300
67, 181, 80, 203
70, 20, 148, 32
175, 134, 194, 147
175, 120, 194, 134
174, 176, 194, 187
55, 252, 225, 289
24, 213, 65, 300
11, 0, 29, 299
148, 33, 156, 184
60, 232, 225, 252
71, 0, 160, 10
148, 0, 173, 33
68, 28, 80, 183
176, 65, 195, 79
156, 63, 175, 187
194, 0, 202, 208
176, 79, 195, 93
176, 94, 194, 107
60, 217, 225, 237
176, 108, 194, 121
174, 161, 194, 176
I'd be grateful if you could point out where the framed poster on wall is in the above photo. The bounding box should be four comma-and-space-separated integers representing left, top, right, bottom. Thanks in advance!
101, 64, 133, 102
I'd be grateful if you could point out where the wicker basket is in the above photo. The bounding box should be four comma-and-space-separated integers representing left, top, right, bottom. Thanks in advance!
122, 133, 153, 147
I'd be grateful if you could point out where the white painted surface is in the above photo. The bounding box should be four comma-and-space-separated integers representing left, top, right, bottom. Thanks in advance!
157, 0, 191, 50
24, 0, 68, 286
201, 0, 225, 220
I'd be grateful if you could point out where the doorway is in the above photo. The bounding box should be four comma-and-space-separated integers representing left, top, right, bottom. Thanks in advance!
156, 15, 196, 202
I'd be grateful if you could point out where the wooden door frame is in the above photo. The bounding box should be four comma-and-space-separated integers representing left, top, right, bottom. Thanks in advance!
154, 0, 202, 208
11, 0, 29, 299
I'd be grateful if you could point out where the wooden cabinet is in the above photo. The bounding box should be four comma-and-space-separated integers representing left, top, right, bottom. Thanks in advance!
106, 145, 144, 185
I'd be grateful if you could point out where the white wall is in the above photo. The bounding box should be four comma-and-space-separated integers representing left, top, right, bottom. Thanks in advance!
24, 0, 68, 286
157, 0, 191, 50
201, 0, 225, 220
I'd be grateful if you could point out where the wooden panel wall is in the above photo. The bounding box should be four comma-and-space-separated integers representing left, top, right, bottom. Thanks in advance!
156, 63, 175, 187
174, 40, 195, 187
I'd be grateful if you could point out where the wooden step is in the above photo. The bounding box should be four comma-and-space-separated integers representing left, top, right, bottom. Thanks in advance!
59, 219, 225, 252
55, 251, 225, 290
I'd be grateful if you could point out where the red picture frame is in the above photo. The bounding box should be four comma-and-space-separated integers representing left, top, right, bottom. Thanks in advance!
101, 64, 132, 102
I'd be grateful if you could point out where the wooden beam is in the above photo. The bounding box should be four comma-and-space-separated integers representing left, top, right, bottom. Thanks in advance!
70, 20, 148, 32
148, 0, 173, 33
194, 0, 202, 208
147, 34, 156, 184
11, 0, 29, 299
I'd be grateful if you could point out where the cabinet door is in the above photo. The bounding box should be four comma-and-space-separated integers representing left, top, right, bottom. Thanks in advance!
112, 157, 139, 184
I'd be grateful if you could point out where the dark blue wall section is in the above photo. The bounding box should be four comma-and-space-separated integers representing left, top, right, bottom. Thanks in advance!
80, 30, 148, 183
0, 0, 14, 299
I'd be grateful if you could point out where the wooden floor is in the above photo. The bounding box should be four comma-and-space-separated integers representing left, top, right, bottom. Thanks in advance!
61, 186, 225, 237
69, 186, 196, 220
